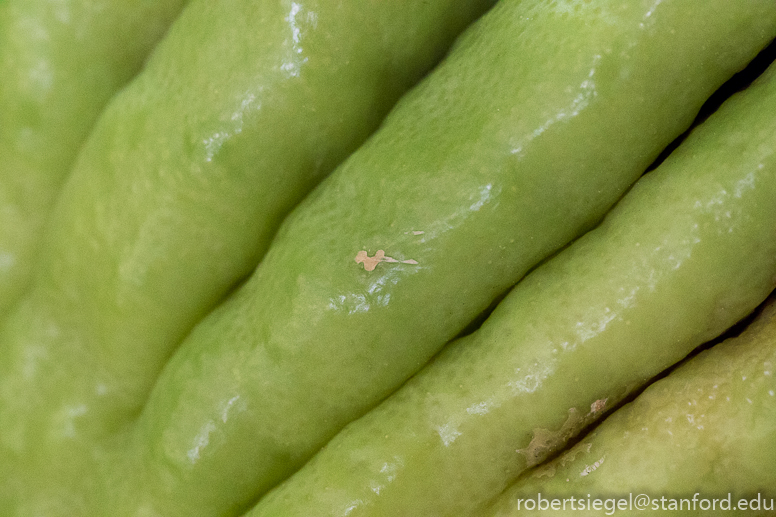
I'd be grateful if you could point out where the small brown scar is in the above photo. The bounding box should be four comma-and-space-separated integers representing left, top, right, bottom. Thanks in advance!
590, 398, 607, 414
518, 399, 609, 469
517, 408, 581, 468
355, 250, 418, 271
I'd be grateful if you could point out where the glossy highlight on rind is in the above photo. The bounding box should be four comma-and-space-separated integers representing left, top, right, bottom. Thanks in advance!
485, 295, 776, 517
0, 0, 499, 515
245, 49, 776, 517
129, 0, 776, 516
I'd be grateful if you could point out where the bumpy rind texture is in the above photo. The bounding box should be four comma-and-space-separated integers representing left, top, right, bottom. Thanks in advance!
0, 0, 498, 515
0, 0, 189, 316
134, 0, 776, 515
485, 296, 776, 517
246, 41, 776, 517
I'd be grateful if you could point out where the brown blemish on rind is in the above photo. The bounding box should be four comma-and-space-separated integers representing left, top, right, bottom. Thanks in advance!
517, 408, 582, 468
590, 398, 607, 414
533, 466, 556, 479
355, 250, 384, 271
517, 398, 608, 469
355, 250, 418, 271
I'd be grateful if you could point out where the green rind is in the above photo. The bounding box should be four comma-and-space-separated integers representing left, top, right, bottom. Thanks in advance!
134, 0, 776, 515
247, 48, 776, 517
0, 0, 498, 515
0, 0, 189, 317
486, 296, 776, 517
